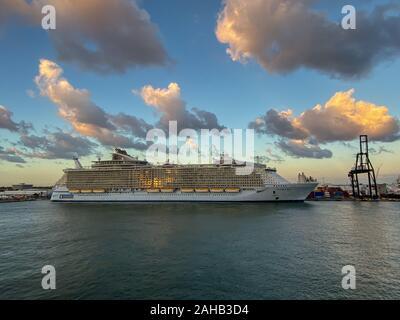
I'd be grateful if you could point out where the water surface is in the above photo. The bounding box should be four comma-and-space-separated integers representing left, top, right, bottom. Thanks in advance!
0, 200, 399, 299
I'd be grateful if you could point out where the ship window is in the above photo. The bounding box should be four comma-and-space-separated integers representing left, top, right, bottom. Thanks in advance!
60, 194, 74, 199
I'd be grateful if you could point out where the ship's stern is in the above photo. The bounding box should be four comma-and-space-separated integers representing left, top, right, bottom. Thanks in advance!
51, 186, 72, 202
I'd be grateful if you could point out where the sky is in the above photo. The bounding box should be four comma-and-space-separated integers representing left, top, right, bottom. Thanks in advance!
0, 0, 399, 186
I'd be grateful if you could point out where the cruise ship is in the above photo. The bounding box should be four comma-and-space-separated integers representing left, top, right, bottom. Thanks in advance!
51, 149, 318, 202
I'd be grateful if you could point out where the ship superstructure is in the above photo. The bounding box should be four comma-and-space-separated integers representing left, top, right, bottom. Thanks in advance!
51, 149, 318, 202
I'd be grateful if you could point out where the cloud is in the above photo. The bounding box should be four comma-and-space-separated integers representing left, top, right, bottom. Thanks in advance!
277, 139, 333, 159
0, 0, 169, 73
139, 82, 224, 130
216, 0, 400, 78
19, 130, 97, 159
110, 113, 153, 139
35, 59, 151, 149
0, 0, 33, 23
34, 60, 222, 152
256, 148, 285, 164
251, 89, 400, 142
369, 146, 394, 155
26, 89, 36, 98
19, 134, 48, 149
298, 89, 400, 142
34, 60, 223, 152
0, 105, 32, 134
249, 109, 308, 140
0, 146, 26, 163
35, 59, 114, 130
0, 105, 19, 132
265, 147, 285, 163
250, 89, 399, 158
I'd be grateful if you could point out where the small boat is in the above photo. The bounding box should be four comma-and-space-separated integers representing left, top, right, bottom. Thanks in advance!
195, 188, 209, 193
69, 189, 81, 193
181, 188, 194, 193
161, 188, 174, 193
147, 189, 160, 193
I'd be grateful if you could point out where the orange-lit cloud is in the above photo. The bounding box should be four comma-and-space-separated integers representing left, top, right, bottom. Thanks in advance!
250, 109, 308, 140
35, 59, 149, 149
36, 59, 113, 134
250, 89, 399, 158
141, 83, 184, 118
35, 60, 223, 151
138, 83, 223, 130
298, 89, 400, 143
251, 89, 399, 143
216, 0, 400, 78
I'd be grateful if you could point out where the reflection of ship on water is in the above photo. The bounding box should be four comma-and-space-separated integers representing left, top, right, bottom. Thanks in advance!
51, 148, 317, 203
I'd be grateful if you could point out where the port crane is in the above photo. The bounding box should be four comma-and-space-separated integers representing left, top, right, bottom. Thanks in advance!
348, 135, 378, 199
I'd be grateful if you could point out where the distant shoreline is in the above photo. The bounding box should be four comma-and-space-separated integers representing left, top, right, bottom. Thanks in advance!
0, 199, 37, 204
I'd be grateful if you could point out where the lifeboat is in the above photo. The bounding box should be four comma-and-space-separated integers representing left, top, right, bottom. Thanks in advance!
210, 188, 224, 193
80, 189, 93, 193
92, 189, 105, 193
161, 188, 174, 193
147, 189, 160, 193
195, 188, 209, 193
181, 188, 194, 193
69, 189, 80, 193
225, 188, 240, 193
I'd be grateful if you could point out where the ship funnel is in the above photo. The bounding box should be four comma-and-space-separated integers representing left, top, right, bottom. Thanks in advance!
73, 156, 83, 169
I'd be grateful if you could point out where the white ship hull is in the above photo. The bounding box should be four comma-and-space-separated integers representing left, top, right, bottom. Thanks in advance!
51, 183, 317, 203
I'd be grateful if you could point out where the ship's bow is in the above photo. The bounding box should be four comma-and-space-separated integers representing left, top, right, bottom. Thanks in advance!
290, 182, 318, 201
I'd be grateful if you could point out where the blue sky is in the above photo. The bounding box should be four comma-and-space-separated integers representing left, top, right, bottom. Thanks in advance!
0, 0, 399, 185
